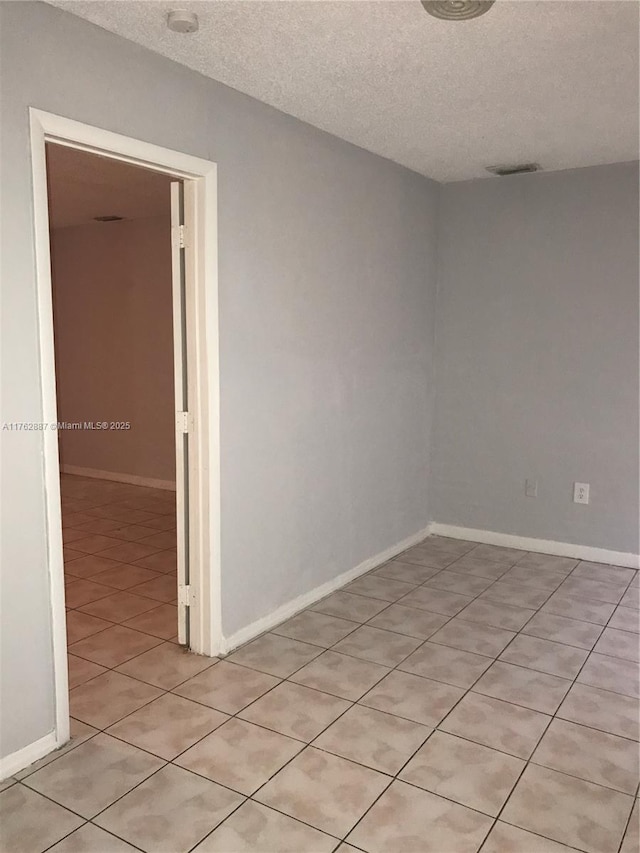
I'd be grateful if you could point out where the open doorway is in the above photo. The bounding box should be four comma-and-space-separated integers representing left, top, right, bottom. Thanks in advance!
47, 144, 187, 656
30, 110, 221, 752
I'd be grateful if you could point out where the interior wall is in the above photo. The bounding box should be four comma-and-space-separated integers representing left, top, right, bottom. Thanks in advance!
432, 162, 640, 554
0, 1, 438, 761
51, 215, 175, 485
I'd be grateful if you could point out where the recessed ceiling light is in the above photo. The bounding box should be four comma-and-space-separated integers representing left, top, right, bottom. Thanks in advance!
421, 1, 495, 20
167, 10, 199, 34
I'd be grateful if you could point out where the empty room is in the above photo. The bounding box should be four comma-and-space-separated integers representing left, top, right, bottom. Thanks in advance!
47, 145, 189, 659
0, 2, 638, 853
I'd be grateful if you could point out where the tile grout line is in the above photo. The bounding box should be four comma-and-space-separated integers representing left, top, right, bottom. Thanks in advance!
473, 560, 638, 851
25, 505, 640, 852
341, 546, 637, 849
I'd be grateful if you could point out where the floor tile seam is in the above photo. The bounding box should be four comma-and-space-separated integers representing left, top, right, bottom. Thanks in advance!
490, 818, 593, 853
474, 695, 560, 849
475, 605, 549, 670
10, 785, 128, 853
65, 528, 174, 554
40, 817, 147, 853
65, 534, 158, 555
69, 677, 173, 732
66, 621, 123, 648
68, 633, 184, 686
67, 593, 175, 624
525, 756, 640, 797
185, 797, 345, 853
71, 556, 620, 698
392, 566, 508, 617
554, 707, 640, 744
527, 609, 618, 630
601, 599, 640, 634
70, 669, 239, 762
57, 529, 634, 851
495, 642, 593, 681
271, 617, 368, 650
24, 759, 181, 830
468, 679, 572, 717
162, 720, 371, 844
65, 560, 166, 582
72, 506, 172, 522
65, 520, 177, 539
571, 679, 639, 701
67, 631, 168, 669
68, 588, 172, 620
63, 552, 128, 568
319, 595, 463, 661
324, 771, 397, 847
391, 728, 522, 814
210, 668, 430, 817
567, 563, 638, 589
168, 656, 360, 750
168, 674, 364, 781
359, 595, 472, 625
519, 625, 606, 652
421, 634, 512, 660
426, 620, 560, 762
282, 648, 396, 704
572, 644, 639, 701
12, 727, 103, 784
406, 639, 529, 759
484, 629, 638, 851
555, 585, 629, 607
588, 646, 640, 665
333, 648, 519, 850
616, 784, 640, 853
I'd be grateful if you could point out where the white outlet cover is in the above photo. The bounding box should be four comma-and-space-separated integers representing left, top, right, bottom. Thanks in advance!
573, 482, 590, 504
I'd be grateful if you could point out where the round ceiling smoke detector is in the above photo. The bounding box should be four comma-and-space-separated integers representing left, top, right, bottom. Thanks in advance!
421, 1, 495, 20
167, 10, 199, 33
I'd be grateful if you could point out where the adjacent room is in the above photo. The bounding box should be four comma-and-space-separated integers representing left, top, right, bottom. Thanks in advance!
1, 1, 638, 852
47, 145, 185, 672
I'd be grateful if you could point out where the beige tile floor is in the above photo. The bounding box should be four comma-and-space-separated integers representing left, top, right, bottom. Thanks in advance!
1, 476, 639, 852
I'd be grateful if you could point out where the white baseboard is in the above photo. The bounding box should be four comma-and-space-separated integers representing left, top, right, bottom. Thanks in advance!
429, 523, 640, 569
61, 464, 176, 492
0, 731, 58, 781
220, 524, 431, 654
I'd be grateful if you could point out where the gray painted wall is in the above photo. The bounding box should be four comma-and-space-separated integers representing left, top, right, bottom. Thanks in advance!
432, 163, 639, 553
51, 217, 176, 483
0, 2, 438, 759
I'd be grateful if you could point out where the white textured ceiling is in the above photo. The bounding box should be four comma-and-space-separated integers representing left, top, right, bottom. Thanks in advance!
50, 0, 639, 182
46, 143, 171, 228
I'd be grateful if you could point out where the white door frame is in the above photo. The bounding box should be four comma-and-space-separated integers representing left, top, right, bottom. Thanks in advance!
29, 108, 222, 750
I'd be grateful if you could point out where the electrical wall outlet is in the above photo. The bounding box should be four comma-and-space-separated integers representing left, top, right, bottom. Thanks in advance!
573, 482, 590, 505
525, 479, 537, 497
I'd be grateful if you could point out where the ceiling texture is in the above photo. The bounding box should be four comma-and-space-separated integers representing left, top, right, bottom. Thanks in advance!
50, 0, 639, 182
46, 144, 172, 228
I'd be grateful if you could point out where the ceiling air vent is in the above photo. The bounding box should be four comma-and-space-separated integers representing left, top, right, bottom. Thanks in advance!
93, 215, 124, 222
486, 163, 541, 177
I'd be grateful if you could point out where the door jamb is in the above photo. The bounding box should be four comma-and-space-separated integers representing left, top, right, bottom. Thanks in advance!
29, 108, 222, 751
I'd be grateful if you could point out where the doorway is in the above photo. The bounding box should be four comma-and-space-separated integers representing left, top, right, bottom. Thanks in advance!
48, 144, 188, 634
30, 110, 222, 752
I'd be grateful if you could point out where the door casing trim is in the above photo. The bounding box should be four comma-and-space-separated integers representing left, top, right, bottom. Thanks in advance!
29, 108, 222, 755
